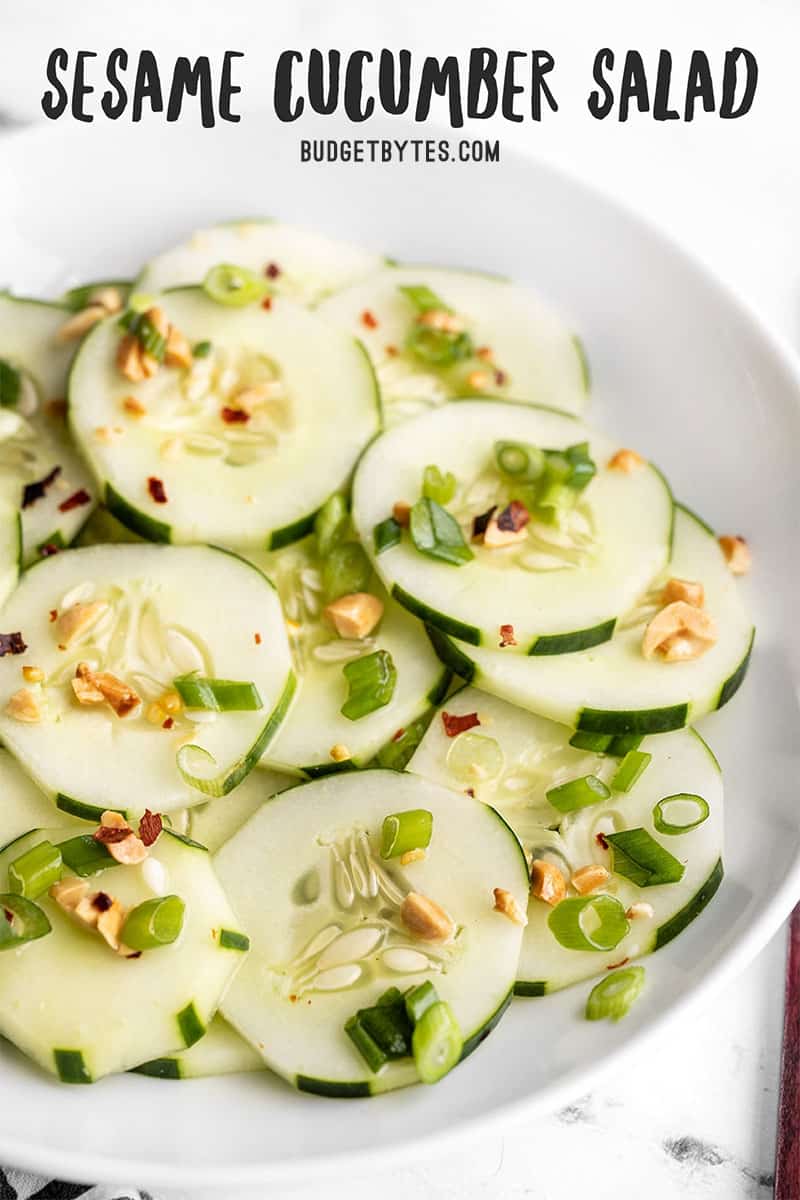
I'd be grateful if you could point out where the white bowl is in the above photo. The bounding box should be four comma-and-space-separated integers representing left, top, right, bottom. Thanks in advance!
0, 116, 798, 1192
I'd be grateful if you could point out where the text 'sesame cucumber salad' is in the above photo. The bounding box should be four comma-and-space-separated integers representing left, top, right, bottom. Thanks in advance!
0, 219, 753, 1093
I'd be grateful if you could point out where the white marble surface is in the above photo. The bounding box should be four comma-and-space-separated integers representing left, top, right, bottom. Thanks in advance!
0, 3, 798, 1196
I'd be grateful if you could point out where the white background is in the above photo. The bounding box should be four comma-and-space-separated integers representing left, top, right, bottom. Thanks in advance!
0, 3, 798, 1196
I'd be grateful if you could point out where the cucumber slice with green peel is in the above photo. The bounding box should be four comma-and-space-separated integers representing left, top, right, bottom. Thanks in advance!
0, 544, 294, 811
135, 220, 384, 304
0, 826, 247, 1081
215, 769, 528, 1095
187, 768, 293, 854
133, 1015, 263, 1079
406, 686, 723, 993
317, 266, 588, 424
68, 288, 381, 550
0, 750, 86, 851
249, 538, 450, 776
0, 295, 97, 563
74, 504, 144, 547
352, 401, 673, 653
431, 506, 754, 732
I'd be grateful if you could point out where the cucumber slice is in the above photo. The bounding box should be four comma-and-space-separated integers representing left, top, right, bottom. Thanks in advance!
187, 768, 293, 854
0, 827, 247, 1081
0, 544, 294, 811
317, 266, 588, 423
432, 506, 753, 732
0, 498, 20, 608
0, 295, 96, 562
215, 769, 528, 1095
250, 539, 449, 776
134, 1015, 263, 1079
352, 401, 673, 653
136, 220, 384, 304
74, 504, 144, 547
0, 750, 81, 850
407, 686, 723, 992
68, 288, 380, 549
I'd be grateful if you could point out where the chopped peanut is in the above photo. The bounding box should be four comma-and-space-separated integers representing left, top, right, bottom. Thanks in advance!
493, 887, 528, 926
324, 592, 384, 640
392, 501, 411, 527
74, 662, 140, 718
571, 864, 611, 895
530, 859, 567, 906
482, 515, 528, 550
608, 448, 645, 473
99, 810, 128, 830
116, 334, 146, 382
642, 600, 718, 662
145, 305, 170, 339
718, 535, 751, 575
91, 286, 123, 314
50, 876, 89, 910
56, 304, 108, 343
97, 811, 148, 866
400, 891, 455, 942
5, 688, 41, 723
51, 876, 135, 956
400, 848, 426, 866
21, 666, 44, 684
71, 671, 105, 706
122, 395, 146, 418
95, 897, 129, 951
417, 309, 464, 334
164, 325, 193, 369
626, 902, 655, 920
467, 369, 492, 391
662, 577, 705, 608
330, 743, 351, 762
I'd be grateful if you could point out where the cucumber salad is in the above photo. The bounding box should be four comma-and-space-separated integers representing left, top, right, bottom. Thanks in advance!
0, 220, 753, 1094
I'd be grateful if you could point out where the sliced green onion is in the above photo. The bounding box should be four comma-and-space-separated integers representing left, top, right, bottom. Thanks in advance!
8, 840, 62, 899
203, 263, 269, 307
344, 1015, 387, 1073
58, 835, 114, 877
407, 324, 473, 367
0, 359, 21, 409
376, 986, 404, 1007
607, 733, 644, 756
446, 732, 504, 783
410, 497, 473, 566
422, 464, 457, 505
0, 893, 51, 950
314, 493, 349, 559
359, 1000, 413, 1058
610, 750, 652, 793
606, 828, 685, 887
322, 541, 371, 602
653, 794, 710, 836
398, 284, 450, 314
548, 894, 630, 952
546, 774, 610, 814
412, 1000, 463, 1084
405, 980, 439, 1024
563, 442, 597, 491
373, 516, 402, 555
380, 809, 433, 859
569, 731, 613, 753
121, 895, 185, 951
586, 966, 645, 1022
535, 479, 577, 523
373, 713, 431, 771
118, 309, 166, 361
494, 440, 545, 483
192, 340, 213, 358
341, 650, 397, 721
172, 674, 262, 712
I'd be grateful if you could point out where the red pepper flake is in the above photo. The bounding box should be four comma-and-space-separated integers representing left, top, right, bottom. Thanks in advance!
46, 399, 68, 420
139, 809, 163, 847
441, 710, 480, 737
261, 296, 273, 311
385, 344, 399, 357
595, 832, 609, 850
499, 624, 517, 648
49, 609, 58, 623
265, 262, 281, 279
494, 369, 507, 387
391, 728, 405, 743
220, 406, 250, 425
496, 500, 530, 533
465, 787, 475, 798
471, 505, 497, 542
0, 632, 27, 657
162, 717, 174, 730
361, 310, 378, 330
254, 632, 262, 645
289, 994, 298, 1003
38, 542, 61, 558
606, 957, 630, 971
92, 892, 113, 913
58, 488, 91, 513
3, 907, 13, 924
93, 824, 133, 845
22, 465, 61, 510
147, 476, 168, 504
